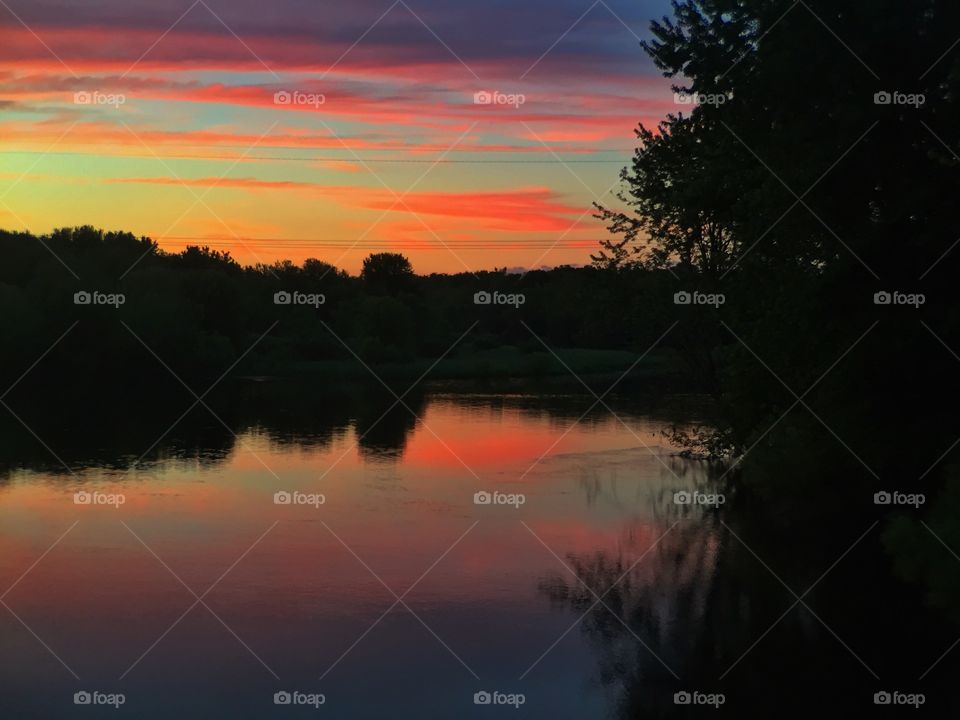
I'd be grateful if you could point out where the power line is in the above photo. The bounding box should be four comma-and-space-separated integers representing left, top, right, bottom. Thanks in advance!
161, 236, 597, 243
0, 150, 629, 164
158, 237, 599, 250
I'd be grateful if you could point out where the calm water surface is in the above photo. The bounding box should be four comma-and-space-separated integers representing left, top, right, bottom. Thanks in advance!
0, 389, 953, 717
0, 391, 716, 718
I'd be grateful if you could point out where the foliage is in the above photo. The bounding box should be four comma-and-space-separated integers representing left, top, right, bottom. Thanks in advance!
597, 0, 960, 611
0, 228, 691, 390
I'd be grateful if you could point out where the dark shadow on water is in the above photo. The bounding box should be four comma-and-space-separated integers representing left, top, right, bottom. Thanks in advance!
540, 471, 960, 716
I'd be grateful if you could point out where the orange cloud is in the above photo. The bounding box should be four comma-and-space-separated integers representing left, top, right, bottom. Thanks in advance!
107, 175, 583, 232
0, 118, 631, 158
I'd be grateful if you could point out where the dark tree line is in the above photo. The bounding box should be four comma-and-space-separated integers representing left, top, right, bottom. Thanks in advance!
0, 226, 708, 392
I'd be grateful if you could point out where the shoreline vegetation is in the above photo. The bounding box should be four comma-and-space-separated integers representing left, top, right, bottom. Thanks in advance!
0, 226, 700, 390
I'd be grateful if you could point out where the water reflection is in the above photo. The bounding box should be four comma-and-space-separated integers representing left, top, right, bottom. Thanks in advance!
0, 387, 955, 717
540, 492, 960, 717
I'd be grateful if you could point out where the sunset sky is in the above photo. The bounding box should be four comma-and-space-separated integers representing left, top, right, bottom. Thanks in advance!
1, 0, 675, 274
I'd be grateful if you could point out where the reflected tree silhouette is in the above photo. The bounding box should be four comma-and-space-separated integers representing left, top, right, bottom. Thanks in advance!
537, 493, 960, 716
354, 390, 427, 461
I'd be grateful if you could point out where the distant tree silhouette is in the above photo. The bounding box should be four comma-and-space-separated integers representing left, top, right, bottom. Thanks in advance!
360, 252, 414, 295
0, 231, 690, 389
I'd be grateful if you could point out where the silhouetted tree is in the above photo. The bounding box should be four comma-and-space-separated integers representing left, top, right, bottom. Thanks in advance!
360, 252, 414, 295
594, 117, 739, 276
597, 0, 960, 625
